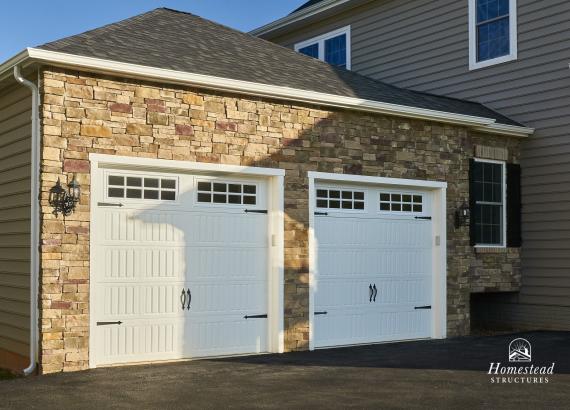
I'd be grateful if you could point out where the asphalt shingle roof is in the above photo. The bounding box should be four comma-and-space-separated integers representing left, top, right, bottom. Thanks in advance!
38, 8, 521, 127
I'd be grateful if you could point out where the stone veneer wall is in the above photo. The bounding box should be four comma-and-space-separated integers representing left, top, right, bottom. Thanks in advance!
38, 67, 521, 373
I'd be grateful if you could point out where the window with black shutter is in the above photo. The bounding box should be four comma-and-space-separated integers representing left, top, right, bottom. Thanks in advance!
470, 159, 506, 246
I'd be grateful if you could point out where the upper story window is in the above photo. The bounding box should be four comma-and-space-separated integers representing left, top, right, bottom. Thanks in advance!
469, 0, 517, 70
295, 26, 351, 70
471, 159, 506, 247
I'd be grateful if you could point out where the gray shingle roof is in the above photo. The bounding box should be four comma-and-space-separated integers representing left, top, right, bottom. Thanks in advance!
38, 8, 521, 127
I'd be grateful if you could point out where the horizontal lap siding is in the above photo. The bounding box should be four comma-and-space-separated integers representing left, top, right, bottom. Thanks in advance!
0, 83, 32, 356
267, 0, 570, 328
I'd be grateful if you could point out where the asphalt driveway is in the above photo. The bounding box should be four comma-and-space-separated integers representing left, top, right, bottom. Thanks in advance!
1, 331, 569, 409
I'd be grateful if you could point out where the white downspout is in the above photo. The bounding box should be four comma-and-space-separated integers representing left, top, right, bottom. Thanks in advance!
13, 65, 40, 376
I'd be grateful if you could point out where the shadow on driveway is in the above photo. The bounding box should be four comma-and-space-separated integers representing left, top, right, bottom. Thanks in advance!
0, 331, 568, 409
215, 330, 570, 373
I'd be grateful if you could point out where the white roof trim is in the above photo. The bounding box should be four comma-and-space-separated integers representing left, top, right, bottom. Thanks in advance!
1, 48, 533, 137
250, 0, 353, 37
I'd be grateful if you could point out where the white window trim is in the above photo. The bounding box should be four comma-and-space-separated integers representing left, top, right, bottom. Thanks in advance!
468, 0, 518, 70
104, 170, 180, 204
294, 26, 351, 70
315, 185, 366, 213
473, 158, 507, 248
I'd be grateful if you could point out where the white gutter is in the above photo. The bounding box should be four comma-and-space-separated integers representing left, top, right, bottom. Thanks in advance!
1, 48, 532, 137
13, 65, 40, 376
250, 0, 354, 37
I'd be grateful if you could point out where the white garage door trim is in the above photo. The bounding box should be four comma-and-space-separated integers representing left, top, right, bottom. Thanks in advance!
307, 171, 447, 350
88, 154, 285, 368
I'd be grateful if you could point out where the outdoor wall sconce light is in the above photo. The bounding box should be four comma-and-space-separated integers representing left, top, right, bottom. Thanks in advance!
49, 175, 81, 217
455, 201, 470, 229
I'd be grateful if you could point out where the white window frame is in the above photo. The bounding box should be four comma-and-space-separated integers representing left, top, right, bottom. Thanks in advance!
315, 185, 366, 213
378, 190, 426, 216
194, 177, 262, 209
468, 0, 518, 70
294, 26, 352, 70
104, 170, 180, 204
473, 158, 507, 248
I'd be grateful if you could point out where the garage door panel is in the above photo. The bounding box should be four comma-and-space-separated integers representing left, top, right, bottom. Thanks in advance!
188, 247, 266, 281
185, 213, 267, 246
93, 170, 270, 366
315, 279, 377, 309
375, 277, 431, 305
97, 319, 184, 365
101, 284, 185, 318
187, 282, 266, 314
185, 316, 267, 357
316, 308, 431, 347
101, 246, 186, 281
104, 210, 184, 243
313, 183, 434, 348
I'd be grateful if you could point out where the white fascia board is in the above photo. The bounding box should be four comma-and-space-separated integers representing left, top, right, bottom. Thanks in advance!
0, 49, 30, 82
473, 122, 534, 137
2, 48, 533, 137
250, 0, 352, 36
89, 153, 286, 177
308, 171, 448, 189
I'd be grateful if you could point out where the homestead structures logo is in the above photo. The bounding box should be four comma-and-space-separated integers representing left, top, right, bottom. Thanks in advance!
489, 338, 555, 384
509, 338, 531, 362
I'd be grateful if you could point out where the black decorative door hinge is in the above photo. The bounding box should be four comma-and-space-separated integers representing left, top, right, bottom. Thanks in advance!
415, 216, 432, 220
97, 321, 123, 326
244, 314, 268, 319
245, 209, 268, 214
414, 306, 432, 310
314, 212, 328, 216
98, 202, 124, 207
314, 311, 328, 316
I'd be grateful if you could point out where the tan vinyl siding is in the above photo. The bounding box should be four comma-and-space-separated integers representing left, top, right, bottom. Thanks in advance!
0, 82, 32, 356
266, 0, 570, 328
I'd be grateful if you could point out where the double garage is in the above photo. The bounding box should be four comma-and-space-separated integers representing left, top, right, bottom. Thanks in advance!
89, 155, 447, 367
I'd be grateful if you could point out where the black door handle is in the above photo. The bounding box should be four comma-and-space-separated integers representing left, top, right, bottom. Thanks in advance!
181, 289, 186, 311
187, 289, 191, 310
369, 284, 373, 302
373, 284, 378, 302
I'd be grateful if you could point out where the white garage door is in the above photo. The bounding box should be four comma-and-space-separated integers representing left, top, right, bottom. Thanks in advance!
313, 183, 434, 348
91, 168, 269, 366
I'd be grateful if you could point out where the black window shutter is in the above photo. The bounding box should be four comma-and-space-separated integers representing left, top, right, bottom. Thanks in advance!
469, 159, 476, 246
506, 163, 522, 247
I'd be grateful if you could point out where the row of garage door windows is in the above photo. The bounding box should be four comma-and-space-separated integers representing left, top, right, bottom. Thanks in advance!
106, 174, 424, 214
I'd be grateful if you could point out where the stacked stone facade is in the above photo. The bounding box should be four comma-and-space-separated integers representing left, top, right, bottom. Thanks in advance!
38, 67, 521, 373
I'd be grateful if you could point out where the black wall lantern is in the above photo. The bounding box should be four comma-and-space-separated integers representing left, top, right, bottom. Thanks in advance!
455, 201, 470, 229
49, 175, 81, 217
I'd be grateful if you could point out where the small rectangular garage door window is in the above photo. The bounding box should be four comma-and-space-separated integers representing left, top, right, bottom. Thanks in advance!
316, 189, 365, 210
197, 181, 257, 205
107, 175, 177, 201
379, 192, 423, 213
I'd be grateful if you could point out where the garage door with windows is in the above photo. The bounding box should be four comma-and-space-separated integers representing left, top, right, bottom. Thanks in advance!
312, 181, 438, 348
90, 165, 275, 367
